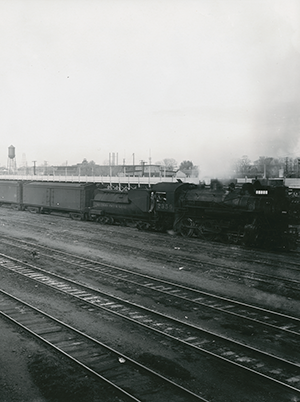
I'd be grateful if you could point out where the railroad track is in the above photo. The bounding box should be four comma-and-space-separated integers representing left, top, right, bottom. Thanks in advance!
1, 236, 300, 333
2, 211, 300, 274
0, 289, 205, 402
1, 233, 300, 297
1, 251, 300, 397
176, 237, 300, 272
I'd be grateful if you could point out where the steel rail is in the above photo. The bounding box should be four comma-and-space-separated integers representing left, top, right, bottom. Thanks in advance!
0, 288, 206, 402
2, 232, 300, 292
0, 253, 300, 394
1, 237, 300, 336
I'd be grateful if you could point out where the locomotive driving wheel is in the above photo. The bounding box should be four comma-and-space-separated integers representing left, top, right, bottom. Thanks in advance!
179, 218, 195, 237
228, 225, 245, 244
243, 221, 259, 246
196, 220, 217, 240
97, 216, 114, 225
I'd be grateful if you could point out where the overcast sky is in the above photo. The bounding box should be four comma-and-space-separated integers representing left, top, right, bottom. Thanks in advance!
1, 0, 300, 177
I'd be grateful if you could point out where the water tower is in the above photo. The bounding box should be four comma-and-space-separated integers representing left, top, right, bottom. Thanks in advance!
7, 145, 17, 174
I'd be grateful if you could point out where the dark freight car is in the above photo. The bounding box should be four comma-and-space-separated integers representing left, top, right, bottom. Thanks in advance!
22, 182, 96, 218
0, 180, 23, 209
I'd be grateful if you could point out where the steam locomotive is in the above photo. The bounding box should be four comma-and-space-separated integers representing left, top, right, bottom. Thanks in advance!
89, 180, 297, 249
0, 179, 297, 249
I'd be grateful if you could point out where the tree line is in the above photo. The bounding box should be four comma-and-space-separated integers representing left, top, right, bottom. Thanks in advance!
232, 156, 300, 178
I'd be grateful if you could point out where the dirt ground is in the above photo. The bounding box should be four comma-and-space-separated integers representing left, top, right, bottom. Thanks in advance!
0, 320, 46, 402
0, 208, 299, 402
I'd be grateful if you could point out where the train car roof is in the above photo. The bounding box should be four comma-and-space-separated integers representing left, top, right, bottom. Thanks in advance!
0, 180, 23, 184
23, 182, 95, 188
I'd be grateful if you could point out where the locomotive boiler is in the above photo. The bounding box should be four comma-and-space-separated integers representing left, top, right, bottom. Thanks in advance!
174, 181, 294, 248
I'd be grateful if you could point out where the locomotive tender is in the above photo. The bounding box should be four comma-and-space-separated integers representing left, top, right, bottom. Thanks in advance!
0, 179, 297, 249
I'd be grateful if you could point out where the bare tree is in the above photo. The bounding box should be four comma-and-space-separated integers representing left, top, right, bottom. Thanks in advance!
162, 158, 178, 170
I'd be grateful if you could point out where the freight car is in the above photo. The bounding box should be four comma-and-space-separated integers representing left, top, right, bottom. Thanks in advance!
0, 180, 23, 209
22, 182, 96, 219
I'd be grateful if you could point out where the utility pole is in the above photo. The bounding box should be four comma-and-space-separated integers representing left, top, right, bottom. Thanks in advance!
133, 153, 135, 177
140, 160, 145, 176
285, 157, 289, 177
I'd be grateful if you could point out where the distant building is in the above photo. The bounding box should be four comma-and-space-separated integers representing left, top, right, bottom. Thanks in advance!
23, 163, 177, 178
121, 164, 176, 178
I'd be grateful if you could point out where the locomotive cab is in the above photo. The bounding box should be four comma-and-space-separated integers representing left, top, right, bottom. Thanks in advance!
152, 182, 195, 213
